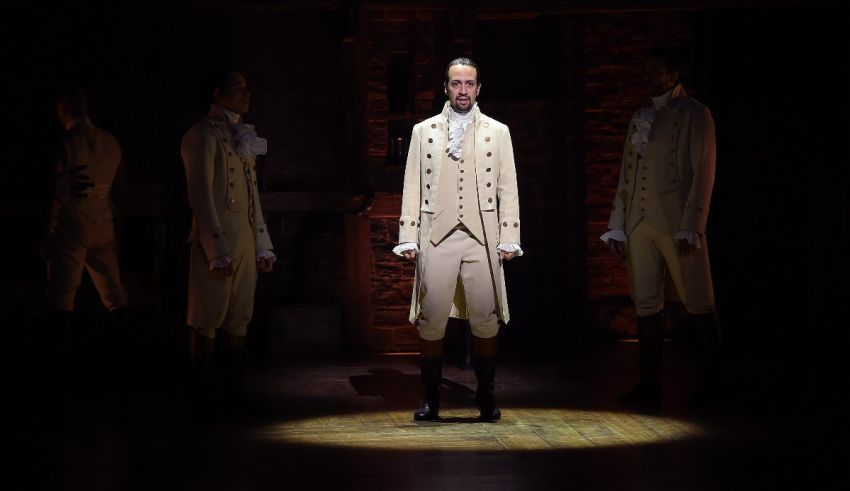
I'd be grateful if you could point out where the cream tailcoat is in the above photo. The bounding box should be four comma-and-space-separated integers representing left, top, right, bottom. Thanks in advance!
399, 103, 520, 324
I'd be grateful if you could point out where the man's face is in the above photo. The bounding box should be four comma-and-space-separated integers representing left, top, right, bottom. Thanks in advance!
214, 72, 251, 114
643, 57, 679, 97
445, 64, 480, 113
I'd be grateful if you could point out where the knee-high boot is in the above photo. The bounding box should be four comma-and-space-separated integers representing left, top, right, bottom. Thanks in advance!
189, 329, 216, 399
414, 338, 443, 421
218, 331, 246, 399
473, 335, 501, 422
619, 312, 663, 406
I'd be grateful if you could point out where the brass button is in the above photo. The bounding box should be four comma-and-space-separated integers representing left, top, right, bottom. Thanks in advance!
426, 184, 430, 189
425, 200, 429, 205
513, 222, 518, 228
486, 168, 491, 172
230, 182, 235, 187
459, 178, 464, 182
486, 183, 491, 187
485, 136, 490, 142
503, 222, 508, 227
459, 204, 463, 209
459, 214, 464, 218
488, 198, 493, 203
431, 123, 436, 128
426, 169, 432, 174
459, 196, 463, 199
399, 220, 404, 226
427, 154, 431, 159
486, 152, 492, 157
459, 187, 463, 191
428, 138, 433, 143
229, 198, 235, 204
460, 170, 464, 173
410, 221, 415, 226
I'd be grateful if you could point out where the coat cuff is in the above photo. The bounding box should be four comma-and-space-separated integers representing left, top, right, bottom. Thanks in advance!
200, 229, 230, 260
499, 217, 521, 244
398, 215, 419, 244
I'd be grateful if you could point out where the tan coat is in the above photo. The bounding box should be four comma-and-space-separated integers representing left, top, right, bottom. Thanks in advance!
181, 108, 273, 259
608, 84, 716, 236
607, 85, 716, 309
400, 102, 520, 324
181, 106, 273, 333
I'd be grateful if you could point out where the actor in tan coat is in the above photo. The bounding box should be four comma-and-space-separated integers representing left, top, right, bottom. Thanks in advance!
395, 58, 522, 422
181, 70, 275, 395
44, 91, 128, 326
602, 48, 722, 407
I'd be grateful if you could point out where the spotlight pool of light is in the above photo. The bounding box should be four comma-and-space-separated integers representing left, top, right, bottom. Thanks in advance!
254, 408, 706, 451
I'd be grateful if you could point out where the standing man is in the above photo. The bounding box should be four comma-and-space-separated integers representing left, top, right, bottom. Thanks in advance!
395, 57, 522, 422
181, 69, 275, 394
602, 47, 722, 408
44, 90, 129, 335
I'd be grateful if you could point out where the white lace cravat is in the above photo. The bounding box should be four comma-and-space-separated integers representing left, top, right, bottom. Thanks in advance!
447, 104, 475, 158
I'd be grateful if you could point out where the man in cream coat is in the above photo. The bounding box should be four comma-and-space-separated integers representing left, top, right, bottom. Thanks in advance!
602, 48, 722, 408
395, 58, 522, 422
181, 69, 275, 397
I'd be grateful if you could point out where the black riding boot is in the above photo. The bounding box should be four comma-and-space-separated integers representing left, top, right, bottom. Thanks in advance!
619, 312, 663, 407
413, 357, 442, 421
474, 356, 501, 422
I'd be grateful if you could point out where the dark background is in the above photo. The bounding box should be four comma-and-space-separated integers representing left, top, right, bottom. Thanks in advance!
1, 1, 847, 400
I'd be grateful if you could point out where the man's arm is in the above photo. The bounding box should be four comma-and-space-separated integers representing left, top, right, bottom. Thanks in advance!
496, 126, 520, 255
397, 125, 422, 261
181, 127, 230, 262
680, 105, 716, 234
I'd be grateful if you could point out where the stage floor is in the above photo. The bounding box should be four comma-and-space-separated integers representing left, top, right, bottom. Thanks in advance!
18, 332, 838, 490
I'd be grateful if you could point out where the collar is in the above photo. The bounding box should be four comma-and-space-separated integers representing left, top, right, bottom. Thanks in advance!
440, 101, 481, 125
208, 104, 241, 124
650, 84, 687, 109
64, 117, 90, 131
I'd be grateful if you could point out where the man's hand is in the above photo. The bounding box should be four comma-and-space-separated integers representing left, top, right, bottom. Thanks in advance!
498, 251, 516, 261
676, 238, 695, 256
210, 263, 234, 280
608, 239, 627, 259
257, 255, 276, 272
402, 250, 417, 262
